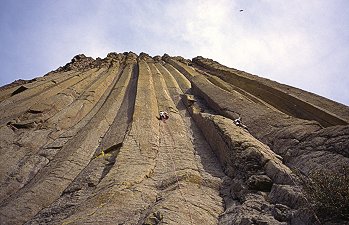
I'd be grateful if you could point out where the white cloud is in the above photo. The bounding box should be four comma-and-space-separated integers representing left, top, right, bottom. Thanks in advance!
141, 0, 349, 105
1, 0, 348, 105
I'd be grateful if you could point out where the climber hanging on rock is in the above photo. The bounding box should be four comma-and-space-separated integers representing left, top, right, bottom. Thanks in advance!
159, 111, 169, 122
234, 116, 248, 130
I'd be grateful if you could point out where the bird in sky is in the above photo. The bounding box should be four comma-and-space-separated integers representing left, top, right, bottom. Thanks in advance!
240, 9, 244, 12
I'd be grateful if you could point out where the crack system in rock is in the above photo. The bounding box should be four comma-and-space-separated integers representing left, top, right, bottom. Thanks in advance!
0, 52, 347, 225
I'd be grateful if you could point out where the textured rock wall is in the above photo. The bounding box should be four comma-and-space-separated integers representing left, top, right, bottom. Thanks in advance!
0, 52, 348, 224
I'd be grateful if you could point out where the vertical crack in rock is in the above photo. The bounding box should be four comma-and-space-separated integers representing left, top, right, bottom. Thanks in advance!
0, 55, 129, 224
0, 52, 348, 225
11, 85, 29, 96
0, 59, 122, 206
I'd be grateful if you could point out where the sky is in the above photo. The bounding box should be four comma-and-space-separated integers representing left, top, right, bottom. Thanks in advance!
1, 0, 349, 106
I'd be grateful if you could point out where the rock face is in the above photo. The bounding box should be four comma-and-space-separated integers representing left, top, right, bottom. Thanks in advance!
0, 52, 348, 225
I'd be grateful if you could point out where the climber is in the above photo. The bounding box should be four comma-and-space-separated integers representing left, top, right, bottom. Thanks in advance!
234, 117, 247, 130
159, 111, 169, 122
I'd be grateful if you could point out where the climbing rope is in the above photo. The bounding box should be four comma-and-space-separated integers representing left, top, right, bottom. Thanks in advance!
156, 82, 216, 223
160, 121, 194, 225
175, 108, 213, 199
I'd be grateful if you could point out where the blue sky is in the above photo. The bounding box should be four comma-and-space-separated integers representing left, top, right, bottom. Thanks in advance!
1, 0, 349, 105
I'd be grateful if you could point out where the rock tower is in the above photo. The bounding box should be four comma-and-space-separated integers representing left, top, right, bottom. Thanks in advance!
0, 52, 348, 224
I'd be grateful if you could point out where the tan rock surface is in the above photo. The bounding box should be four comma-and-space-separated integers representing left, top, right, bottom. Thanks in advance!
0, 52, 348, 224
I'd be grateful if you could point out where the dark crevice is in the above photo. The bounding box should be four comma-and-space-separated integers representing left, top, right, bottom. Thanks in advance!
94, 62, 138, 157
94, 62, 139, 180
99, 143, 123, 182
137, 202, 164, 225
27, 109, 43, 114
11, 85, 28, 96
8, 120, 37, 129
